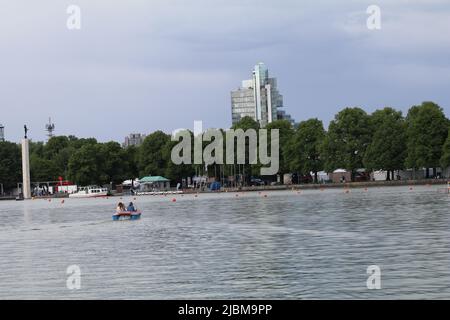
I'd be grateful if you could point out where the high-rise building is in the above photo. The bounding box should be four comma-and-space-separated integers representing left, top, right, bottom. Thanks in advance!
123, 133, 146, 148
231, 63, 287, 127
0, 124, 4, 142
277, 110, 295, 126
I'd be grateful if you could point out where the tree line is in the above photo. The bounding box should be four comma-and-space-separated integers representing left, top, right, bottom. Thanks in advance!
0, 101, 450, 190
0, 132, 196, 190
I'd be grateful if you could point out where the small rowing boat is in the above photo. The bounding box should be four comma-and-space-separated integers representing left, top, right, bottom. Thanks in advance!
112, 211, 142, 221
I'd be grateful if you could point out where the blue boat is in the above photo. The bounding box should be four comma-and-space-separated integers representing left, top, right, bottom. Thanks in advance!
112, 211, 142, 221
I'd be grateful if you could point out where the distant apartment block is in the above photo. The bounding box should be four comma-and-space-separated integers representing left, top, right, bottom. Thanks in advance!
123, 133, 146, 148
231, 63, 294, 127
0, 124, 4, 142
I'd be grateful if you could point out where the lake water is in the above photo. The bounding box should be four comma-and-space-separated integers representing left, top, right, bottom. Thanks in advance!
0, 185, 449, 299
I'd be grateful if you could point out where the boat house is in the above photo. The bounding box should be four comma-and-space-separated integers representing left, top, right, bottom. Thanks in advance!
139, 176, 171, 191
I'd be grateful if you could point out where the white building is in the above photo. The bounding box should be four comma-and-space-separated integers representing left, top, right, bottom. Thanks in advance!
123, 133, 146, 148
231, 63, 292, 127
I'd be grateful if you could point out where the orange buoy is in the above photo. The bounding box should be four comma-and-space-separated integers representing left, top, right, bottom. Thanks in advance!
172, 198, 176, 202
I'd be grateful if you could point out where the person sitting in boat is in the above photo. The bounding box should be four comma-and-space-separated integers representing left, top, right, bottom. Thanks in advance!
116, 202, 126, 213
127, 202, 136, 212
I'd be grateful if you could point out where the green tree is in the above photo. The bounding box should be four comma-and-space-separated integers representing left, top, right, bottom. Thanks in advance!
67, 137, 98, 149
363, 107, 406, 180
98, 141, 130, 184
52, 146, 75, 178
138, 131, 171, 177
231, 117, 260, 184
44, 136, 69, 158
36, 136, 72, 179
164, 136, 195, 184
288, 118, 325, 182
30, 154, 59, 182
123, 145, 140, 179
265, 120, 294, 175
0, 141, 21, 191
67, 144, 103, 185
231, 116, 260, 131
29, 141, 45, 158
322, 107, 372, 180
440, 129, 450, 169
405, 101, 449, 177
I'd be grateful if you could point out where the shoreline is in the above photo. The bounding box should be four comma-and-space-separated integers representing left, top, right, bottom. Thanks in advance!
1, 179, 447, 201
0, 179, 447, 202
234, 178, 449, 192
130, 179, 449, 196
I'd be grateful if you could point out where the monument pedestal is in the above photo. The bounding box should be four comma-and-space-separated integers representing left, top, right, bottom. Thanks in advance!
21, 138, 31, 199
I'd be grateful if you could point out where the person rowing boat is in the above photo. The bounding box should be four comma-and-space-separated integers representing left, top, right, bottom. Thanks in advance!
116, 202, 126, 213
127, 202, 136, 212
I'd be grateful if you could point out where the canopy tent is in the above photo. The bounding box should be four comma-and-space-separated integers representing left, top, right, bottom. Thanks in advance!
139, 176, 171, 191
139, 176, 170, 183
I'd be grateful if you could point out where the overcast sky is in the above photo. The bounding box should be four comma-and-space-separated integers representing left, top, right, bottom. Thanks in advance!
1, 0, 449, 143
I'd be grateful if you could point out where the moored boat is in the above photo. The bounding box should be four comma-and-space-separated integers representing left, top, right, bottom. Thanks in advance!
135, 190, 183, 196
69, 186, 108, 198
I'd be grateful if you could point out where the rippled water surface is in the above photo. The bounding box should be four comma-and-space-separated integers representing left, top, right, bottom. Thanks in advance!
0, 185, 449, 299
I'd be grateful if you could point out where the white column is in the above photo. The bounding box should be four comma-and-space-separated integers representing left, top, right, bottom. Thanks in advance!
266, 84, 273, 123
254, 70, 262, 122
21, 138, 31, 199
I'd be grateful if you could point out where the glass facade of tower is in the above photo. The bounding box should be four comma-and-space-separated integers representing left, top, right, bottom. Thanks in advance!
231, 63, 284, 127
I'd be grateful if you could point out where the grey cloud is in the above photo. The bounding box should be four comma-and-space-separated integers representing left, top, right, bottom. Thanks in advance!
0, 0, 449, 142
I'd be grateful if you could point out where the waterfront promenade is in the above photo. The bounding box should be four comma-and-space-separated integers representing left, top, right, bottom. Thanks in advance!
170, 178, 449, 195
1, 179, 448, 200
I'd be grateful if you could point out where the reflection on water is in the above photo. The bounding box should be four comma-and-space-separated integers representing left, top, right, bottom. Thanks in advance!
0, 186, 449, 299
